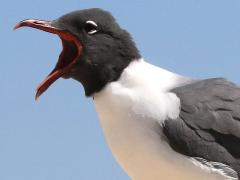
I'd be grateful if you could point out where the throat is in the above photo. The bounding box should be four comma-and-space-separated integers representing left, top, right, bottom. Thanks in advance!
93, 59, 185, 126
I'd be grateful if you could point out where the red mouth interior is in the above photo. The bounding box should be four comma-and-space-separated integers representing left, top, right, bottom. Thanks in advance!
14, 19, 82, 100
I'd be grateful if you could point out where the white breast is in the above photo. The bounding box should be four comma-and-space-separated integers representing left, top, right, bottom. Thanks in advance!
93, 59, 228, 180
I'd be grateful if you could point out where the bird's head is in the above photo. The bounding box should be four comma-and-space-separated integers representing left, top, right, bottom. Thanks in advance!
15, 8, 140, 99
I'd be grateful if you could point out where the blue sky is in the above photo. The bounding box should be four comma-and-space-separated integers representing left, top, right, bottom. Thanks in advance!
1, 1, 240, 180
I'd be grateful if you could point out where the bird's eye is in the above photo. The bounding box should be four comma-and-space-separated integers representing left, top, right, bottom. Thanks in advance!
85, 20, 98, 35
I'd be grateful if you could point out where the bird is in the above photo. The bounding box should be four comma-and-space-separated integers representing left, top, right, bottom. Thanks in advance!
15, 8, 240, 180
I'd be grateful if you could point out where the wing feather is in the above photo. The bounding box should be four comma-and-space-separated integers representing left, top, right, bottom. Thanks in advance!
163, 78, 240, 178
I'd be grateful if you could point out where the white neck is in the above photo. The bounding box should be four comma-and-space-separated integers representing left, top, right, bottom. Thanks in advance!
94, 58, 190, 124
114, 58, 191, 92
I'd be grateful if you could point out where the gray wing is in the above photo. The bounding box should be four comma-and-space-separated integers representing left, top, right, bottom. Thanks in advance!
163, 78, 240, 178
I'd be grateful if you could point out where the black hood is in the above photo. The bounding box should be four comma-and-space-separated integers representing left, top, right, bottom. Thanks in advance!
15, 8, 140, 99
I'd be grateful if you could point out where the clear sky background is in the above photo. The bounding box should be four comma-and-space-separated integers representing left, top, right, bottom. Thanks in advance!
1, 1, 240, 180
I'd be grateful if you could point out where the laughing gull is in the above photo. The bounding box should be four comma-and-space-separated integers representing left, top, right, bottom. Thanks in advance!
15, 8, 240, 180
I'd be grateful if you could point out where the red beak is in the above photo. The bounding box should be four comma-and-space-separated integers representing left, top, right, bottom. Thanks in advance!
14, 19, 82, 100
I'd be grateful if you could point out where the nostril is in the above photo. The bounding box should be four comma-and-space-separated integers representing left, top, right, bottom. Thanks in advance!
32, 21, 52, 28
34, 21, 45, 25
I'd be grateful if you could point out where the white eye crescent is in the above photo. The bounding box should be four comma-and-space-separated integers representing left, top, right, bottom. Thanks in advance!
85, 20, 98, 35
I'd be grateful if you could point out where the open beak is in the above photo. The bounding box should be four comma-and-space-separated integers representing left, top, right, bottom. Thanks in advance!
14, 19, 82, 100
